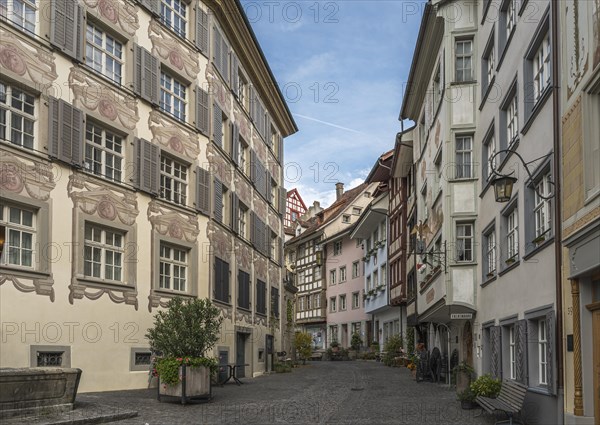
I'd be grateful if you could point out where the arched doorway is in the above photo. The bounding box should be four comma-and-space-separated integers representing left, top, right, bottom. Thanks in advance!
463, 321, 473, 365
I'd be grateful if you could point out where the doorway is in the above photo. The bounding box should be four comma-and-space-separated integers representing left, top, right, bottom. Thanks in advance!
463, 321, 473, 366
586, 299, 600, 424
236, 332, 247, 378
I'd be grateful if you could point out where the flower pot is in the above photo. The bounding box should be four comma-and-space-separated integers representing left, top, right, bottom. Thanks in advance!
158, 365, 211, 403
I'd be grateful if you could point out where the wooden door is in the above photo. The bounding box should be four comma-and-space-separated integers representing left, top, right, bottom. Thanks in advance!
236, 332, 246, 378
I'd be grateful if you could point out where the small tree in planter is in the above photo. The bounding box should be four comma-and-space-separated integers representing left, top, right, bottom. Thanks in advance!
294, 332, 313, 364
457, 387, 477, 409
146, 297, 222, 403
351, 333, 362, 352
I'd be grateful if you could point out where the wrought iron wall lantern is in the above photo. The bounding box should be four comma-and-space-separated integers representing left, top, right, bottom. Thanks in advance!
410, 221, 448, 273
489, 150, 556, 203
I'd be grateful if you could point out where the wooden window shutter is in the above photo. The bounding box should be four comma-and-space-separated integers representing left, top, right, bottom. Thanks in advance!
213, 26, 222, 74
490, 326, 502, 379
249, 86, 256, 122
195, 166, 211, 216
545, 310, 555, 394
231, 193, 239, 234
195, 87, 210, 136
231, 124, 240, 166
50, 0, 79, 60
279, 187, 287, 215
266, 170, 272, 204
277, 134, 283, 162
223, 259, 230, 303
48, 97, 84, 167
250, 211, 256, 245
250, 149, 256, 183
212, 102, 222, 148
221, 39, 230, 84
265, 114, 272, 147
213, 178, 223, 223
134, 45, 159, 105
213, 257, 220, 300
139, 0, 160, 15
134, 138, 160, 195
515, 319, 528, 385
231, 54, 239, 98
278, 237, 283, 265
195, 7, 209, 55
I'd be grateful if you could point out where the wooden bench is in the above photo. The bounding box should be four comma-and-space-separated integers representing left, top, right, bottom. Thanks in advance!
475, 379, 528, 425
309, 352, 323, 361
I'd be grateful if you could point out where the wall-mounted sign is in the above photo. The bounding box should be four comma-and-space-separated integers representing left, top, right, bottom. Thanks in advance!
451, 313, 473, 320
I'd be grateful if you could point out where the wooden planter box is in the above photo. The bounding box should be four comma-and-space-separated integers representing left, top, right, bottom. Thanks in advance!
0, 367, 82, 419
158, 365, 211, 404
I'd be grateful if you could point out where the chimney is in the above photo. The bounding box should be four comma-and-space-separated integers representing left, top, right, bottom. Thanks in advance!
335, 182, 344, 201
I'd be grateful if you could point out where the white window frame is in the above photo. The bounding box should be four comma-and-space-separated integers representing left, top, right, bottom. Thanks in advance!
486, 230, 496, 275
352, 261, 360, 278
509, 325, 516, 380
486, 134, 496, 181
159, 242, 188, 292
339, 294, 347, 311
84, 223, 125, 282
0, 204, 35, 268
0, 81, 35, 150
0, 0, 36, 33
160, 155, 188, 205
160, 71, 187, 122
455, 135, 473, 179
333, 240, 342, 255
534, 173, 552, 239
339, 266, 347, 282
507, 95, 519, 145
538, 319, 547, 385
238, 202, 248, 239
505, 0, 517, 37
160, 0, 187, 38
352, 291, 359, 309
507, 209, 519, 260
86, 22, 123, 84
314, 293, 321, 308
455, 39, 473, 83
456, 222, 474, 262
329, 269, 336, 285
85, 122, 123, 182
329, 296, 336, 312
533, 34, 551, 102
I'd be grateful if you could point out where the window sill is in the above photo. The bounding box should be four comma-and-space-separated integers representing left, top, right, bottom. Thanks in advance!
523, 235, 554, 260
153, 17, 200, 58
499, 259, 521, 276
481, 274, 497, 287
155, 198, 197, 215
157, 108, 197, 133
450, 80, 478, 87
584, 188, 600, 206
237, 306, 251, 313
527, 385, 552, 396
0, 266, 50, 280
522, 86, 553, 136
0, 139, 51, 163
77, 276, 133, 289
77, 63, 134, 99
449, 177, 478, 183
154, 288, 193, 297
79, 170, 135, 194
212, 299, 232, 307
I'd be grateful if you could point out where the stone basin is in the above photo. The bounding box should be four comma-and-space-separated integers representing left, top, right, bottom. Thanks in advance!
0, 367, 82, 419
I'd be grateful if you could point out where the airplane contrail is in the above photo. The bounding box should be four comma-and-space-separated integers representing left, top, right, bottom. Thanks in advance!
293, 113, 367, 135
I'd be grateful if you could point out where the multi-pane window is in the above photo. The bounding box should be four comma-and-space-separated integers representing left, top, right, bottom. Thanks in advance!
507, 95, 519, 145
314, 293, 321, 308
456, 223, 474, 262
84, 223, 124, 281
238, 203, 248, 239
329, 269, 336, 285
333, 240, 342, 255
507, 209, 519, 260
505, 0, 517, 36
0, 204, 35, 267
366, 275, 372, 290
352, 261, 360, 278
160, 156, 187, 205
533, 35, 551, 102
0, 0, 36, 33
339, 294, 347, 311
0, 82, 35, 149
159, 243, 187, 291
85, 122, 123, 182
329, 297, 336, 312
509, 325, 516, 379
455, 135, 473, 179
237, 73, 248, 109
160, 0, 187, 38
339, 266, 347, 282
486, 230, 496, 275
538, 319, 547, 385
239, 138, 249, 175
373, 270, 379, 287
160, 72, 186, 121
352, 292, 360, 309
485, 135, 496, 181
534, 174, 552, 238
486, 46, 495, 86
455, 39, 473, 82
86, 23, 123, 84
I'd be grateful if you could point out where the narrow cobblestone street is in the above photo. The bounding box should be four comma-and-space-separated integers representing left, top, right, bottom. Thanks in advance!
79, 361, 497, 425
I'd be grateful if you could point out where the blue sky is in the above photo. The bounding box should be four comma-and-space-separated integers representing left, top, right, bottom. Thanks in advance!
244, 0, 424, 207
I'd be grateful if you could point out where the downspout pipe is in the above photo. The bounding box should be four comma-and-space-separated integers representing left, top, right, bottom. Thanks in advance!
551, 0, 564, 419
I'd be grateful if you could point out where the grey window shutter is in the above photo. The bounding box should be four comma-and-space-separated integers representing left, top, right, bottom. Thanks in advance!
231, 54, 239, 97
515, 319, 528, 385
195, 7, 209, 55
213, 26, 222, 73
195, 166, 211, 216
213, 102, 222, 148
75, 4, 85, 62
223, 260, 230, 303
490, 326, 502, 379
221, 40, 230, 84
232, 124, 240, 166
278, 237, 283, 265
213, 178, 223, 223
250, 149, 256, 183
265, 114, 272, 147
266, 171, 272, 204
135, 138, 160, 195
279, 187, 287, 215
139, 0, 160, 15
134, 45, 159, 105
50, 0, 79, 60
546, 310, 555, 394
47, 97, 60, 159
249, 87, 256, 122
213, 258, 220, 300
277, 134, 283, 162
195, 87, 209, 135
231, 193, 239, 234
48, 98, 84, 166
250, 211, 255, 245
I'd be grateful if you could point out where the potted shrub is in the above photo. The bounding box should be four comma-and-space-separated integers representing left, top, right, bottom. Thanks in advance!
470, 374, 502, 398
294, 332, 313, 365
457, 387, 477, 409
505, 256, 517, 265
452, 361, 475, 393
146, 297, 222, 403
330, 340, 340, 352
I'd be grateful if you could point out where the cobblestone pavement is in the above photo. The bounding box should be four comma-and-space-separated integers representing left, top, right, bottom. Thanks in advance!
82, 361, 496, 425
